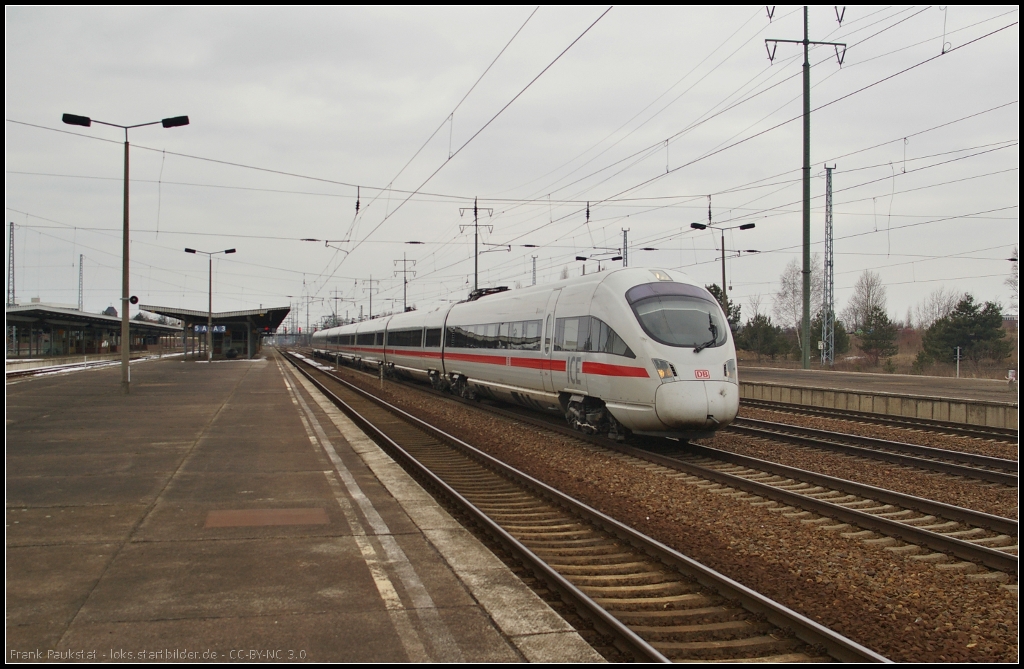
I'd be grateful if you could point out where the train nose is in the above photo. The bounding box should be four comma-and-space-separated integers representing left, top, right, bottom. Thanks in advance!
654, 380, 738, 429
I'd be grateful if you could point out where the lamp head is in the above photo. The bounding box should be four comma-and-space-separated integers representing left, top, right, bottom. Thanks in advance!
224, 249, 236, 254
185, 248, 197, 254
161, 116, 190, 128
62, 114, 91, 127
690, 223, 707, 230
739, 223, 756, 230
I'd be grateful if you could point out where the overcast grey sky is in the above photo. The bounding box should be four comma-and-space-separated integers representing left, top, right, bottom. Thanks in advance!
5, 6, 1019, 330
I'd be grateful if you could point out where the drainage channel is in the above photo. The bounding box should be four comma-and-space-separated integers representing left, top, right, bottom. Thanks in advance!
285, 352, 887, 663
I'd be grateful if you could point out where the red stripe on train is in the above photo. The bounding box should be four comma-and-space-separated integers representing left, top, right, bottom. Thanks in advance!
511, 357, 566, 371
581, 361, 649, 378
444, 352, 508, 366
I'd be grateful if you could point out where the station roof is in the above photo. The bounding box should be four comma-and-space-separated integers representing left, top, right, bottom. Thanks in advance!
139, 304, 290, 332
6, 304, 181, 334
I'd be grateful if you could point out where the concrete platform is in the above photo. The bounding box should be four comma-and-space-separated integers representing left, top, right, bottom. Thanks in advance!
6, 350, 601, 663
739, 367, 1017, 429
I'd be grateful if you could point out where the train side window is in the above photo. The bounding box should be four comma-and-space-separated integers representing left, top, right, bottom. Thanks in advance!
425, 328, 442, 348
523, 320, 541, 351
508, 321, 522, 349
482, 323, 500, 349
556, 317, 580, 351
388, 329, 423, 347
591, 317, 636, 358
544, 315, 552, 353
498, 322, 510, 349
357, 332, 374, 346
375, 332, 384, 346
577, 317, 592, 352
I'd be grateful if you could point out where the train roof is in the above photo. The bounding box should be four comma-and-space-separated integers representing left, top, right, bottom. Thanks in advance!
313, 267, 699, 337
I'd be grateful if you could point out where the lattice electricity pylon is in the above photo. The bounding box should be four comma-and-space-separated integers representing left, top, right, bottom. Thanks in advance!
822, 165, 836, 366
7, 221, 15, 307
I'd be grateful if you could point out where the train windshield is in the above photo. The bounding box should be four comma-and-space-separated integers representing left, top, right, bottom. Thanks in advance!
629, 287, 728, 349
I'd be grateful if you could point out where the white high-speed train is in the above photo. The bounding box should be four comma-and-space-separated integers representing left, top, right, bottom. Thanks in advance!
311, 267, 739, 439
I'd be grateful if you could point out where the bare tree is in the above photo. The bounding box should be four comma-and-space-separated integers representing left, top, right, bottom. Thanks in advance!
840, 270, 886, 332
773, 256, 823, 332
912, 287, 964, 330
748, 293, 764, 319
1006, 246, 1019, 313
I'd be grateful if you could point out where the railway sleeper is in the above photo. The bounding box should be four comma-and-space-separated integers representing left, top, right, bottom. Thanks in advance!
568, 572, 677, 588
580, 581, 698, 598
612, 605, 745, 625
633, 619, 775, 641
963, 534, 1015, 547
650, 634, 806, 661
501, 521, 589, 532
549, 561, 655, 575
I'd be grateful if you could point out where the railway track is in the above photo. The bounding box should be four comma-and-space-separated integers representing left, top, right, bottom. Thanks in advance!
284, 351, 886, 663
728, 417, 1018, 486
5, 360, 121, 379
740, 398, 1019, 443
480, 403, 1018, 578
4, 355, 169, 380
300, 351, 1016, 579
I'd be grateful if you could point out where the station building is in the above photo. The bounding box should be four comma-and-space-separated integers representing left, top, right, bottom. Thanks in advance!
138, 304, 290, 360
6, 302, 181, 359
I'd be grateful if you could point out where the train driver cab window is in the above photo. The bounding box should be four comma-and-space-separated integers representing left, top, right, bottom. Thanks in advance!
627, 283, 727, 349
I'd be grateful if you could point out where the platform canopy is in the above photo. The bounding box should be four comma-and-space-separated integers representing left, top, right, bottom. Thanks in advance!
138, 305, 290, 333
6, 304, 181, 335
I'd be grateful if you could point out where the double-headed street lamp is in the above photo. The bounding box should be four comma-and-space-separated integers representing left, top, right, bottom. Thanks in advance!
62, 113, 189, 393
185, 248, 236, 361
575, 252, 623, 274
691, 221, 755, 318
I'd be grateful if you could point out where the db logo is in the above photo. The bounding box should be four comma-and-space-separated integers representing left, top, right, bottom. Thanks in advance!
694, 369, 711, 379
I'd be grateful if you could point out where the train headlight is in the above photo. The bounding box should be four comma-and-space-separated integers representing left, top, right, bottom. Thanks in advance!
724, 358, 737, 384
652, 358, 677, 383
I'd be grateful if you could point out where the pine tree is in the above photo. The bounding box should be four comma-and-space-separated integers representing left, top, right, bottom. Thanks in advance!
736, 313, 785, 362
858, 305, 899, 365
922, 295, 1010, 368
705, 283, 741, 331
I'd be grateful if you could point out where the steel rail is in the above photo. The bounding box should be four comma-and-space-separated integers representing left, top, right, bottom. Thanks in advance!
285, 350, 888, 663
740, 398, 1018, 442
729, 418, 1017, 486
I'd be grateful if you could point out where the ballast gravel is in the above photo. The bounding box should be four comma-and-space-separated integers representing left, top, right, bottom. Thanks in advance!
330, 366, 1018, 663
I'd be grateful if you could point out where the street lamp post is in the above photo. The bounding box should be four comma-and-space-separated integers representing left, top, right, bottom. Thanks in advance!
691, 221, 755, 317
63, 113, 189, 394
185, 248, 236, 361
